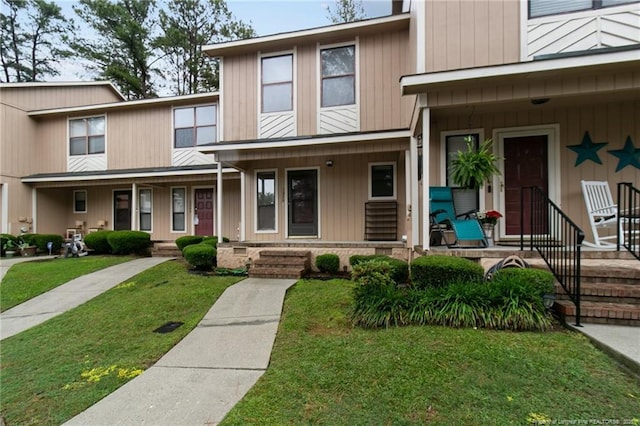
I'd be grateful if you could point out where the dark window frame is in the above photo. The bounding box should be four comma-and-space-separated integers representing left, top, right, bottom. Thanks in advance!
173, 105, 217, 148
69, 116, 105, 156
529, 0, 639, 18
369, 163, 396, 200
73, 190, 87, 213
261, 54, 294, 113
256, 170, 277, 232
320, 44, 356, 108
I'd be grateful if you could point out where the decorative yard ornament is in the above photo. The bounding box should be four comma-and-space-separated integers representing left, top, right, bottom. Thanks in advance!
567, 131, 608, 166
608, 136, 640, 172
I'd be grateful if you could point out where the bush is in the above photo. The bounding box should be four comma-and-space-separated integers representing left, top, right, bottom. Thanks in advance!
175, 235, 203, 251
349, 254, 409, 284
492, 268, 555, 297
107, 231, 151, 255
183, 243, 217, 270
316, 253, 340, 274
410, 255, 484, 289
201, 236, 218, 247
30, 234, 64, 254
83, 231, 113, 254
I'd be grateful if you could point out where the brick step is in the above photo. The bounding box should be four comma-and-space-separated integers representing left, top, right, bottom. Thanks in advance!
249, 267, 306, 279
151, 243, 182, 257
259, 250, 311, 258
555, 283, 640, 304
555, 300, 640, 326
253, 257, 309, 267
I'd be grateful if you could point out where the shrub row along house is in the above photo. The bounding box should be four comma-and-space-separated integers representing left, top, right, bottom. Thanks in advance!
1, 0, 639, 270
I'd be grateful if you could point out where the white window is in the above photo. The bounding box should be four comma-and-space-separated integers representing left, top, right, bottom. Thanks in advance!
529, 0, 638, 18
320, 45, 355, 108
73, 190, 87, 213
69, 116, 105, 156
171, 187, 186, 232
369, 163, 396, 200
174, 105, 217, 148
262, 54, 293, 113
139, 188, 152, 232
256, 171, 276, 232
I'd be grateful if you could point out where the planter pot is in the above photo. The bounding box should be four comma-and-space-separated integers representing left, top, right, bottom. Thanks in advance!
482, 223, 495, 247
5, 250, 16, 258
20, 246, 37, 256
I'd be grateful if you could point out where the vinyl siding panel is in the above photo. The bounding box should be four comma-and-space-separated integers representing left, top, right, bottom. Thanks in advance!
1, 86, 121, 111
223, 54, 258, 141
296, 44, 318, 136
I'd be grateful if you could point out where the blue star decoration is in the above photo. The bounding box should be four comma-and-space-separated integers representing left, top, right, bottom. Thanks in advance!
567, 131, 608, 166
608, 136, 640, 172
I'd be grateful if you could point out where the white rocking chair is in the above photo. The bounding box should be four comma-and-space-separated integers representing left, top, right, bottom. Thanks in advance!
581, 180, 622, 248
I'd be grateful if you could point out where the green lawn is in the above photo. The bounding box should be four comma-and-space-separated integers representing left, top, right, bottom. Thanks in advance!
0, 260, 242, 426
221, 279, 640, 425
1, 255, 133, 311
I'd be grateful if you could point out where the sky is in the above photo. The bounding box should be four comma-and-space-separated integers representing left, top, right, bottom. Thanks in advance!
50, 0, 393, 83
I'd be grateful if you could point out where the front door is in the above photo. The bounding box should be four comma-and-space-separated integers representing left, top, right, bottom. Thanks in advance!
502, 135, 548, 236
194, 188, 214, 236
287, 169, 318, 237
114, 190, 132, 230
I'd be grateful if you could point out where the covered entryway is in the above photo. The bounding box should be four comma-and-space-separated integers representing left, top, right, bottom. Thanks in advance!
287, 169, 318, 237
194, 188, 214, 236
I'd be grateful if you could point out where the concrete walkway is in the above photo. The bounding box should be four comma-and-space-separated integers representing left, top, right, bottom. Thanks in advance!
0, 257, 172, 340
64, 277, 296, 426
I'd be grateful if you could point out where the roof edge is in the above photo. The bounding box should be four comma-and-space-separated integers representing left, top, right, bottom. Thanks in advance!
0, 81, 125, 101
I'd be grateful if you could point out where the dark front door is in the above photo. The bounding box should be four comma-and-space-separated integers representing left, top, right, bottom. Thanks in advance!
114, 190, 132, 230
288, 170, 318, 237
194, 188, 214, 236
503, 135, 548, 235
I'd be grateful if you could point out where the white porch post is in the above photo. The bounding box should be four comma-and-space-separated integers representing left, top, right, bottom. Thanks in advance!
422, 107, 430, 251
240, 171, 246, 241
1, 183, 8, 234
216, 163, 223, 237
131, 183, 137, 230
409, 138, 419, 248
31, 187, 37, 233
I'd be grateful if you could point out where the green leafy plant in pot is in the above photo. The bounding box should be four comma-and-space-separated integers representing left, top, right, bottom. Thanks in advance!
450, 136, 501, 189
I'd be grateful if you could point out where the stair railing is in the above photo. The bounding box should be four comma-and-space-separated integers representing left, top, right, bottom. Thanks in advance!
520, 187, 584, 326
617, 182, 640, 261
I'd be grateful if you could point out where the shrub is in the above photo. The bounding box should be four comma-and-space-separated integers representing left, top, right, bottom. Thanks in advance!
349, 254, 409, 284
30, 234, 64, 254
175, 235, 203, 251
83, 231, 113, 254
183, 243, 217, 270
201, 236, 218, 247
316, 253, 340, 274
107, 231, 151, 255
492, 268, 555, 297
410, 255, 484, 289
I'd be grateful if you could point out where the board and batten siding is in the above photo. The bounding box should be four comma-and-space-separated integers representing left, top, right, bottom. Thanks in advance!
0, 86, 121, 112
430, 100, 640, 242
424, 0, 520, 72
223, 54, 258, 141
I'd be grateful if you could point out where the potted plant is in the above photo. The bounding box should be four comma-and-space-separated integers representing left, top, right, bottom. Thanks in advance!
450, 136, 501, 189
18, 240, 37, 256
3, 239, 17, 258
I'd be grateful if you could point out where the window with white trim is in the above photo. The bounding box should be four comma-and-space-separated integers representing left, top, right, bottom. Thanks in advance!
446, 134, 479, 215
261, 54, 293, 113
171, 187, 186, 232
174, 105, 217, 148
74, 190, 87, 213
139, 188, 152, 232
529, 0, 638, 18
320, 45, 355, 108
256, 171, 276, 231
369, 163, 396, 200
69, 117, 105, 156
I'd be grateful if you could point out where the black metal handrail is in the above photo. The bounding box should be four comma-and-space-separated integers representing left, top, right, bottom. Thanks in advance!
520, 187, 584, 326
617, 182, 640, 261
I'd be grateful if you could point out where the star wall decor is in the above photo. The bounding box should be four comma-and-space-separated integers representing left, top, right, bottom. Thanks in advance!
567, 131, 608, 166
608, 136, 640, 172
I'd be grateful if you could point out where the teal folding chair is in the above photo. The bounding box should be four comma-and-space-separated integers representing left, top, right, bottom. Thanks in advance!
429, 187, 487, 248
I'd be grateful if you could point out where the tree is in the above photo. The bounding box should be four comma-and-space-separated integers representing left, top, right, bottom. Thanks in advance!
326, 0, 365, 24
155, 0, 255, 95
0, 0, 74, 82
72, 0, 159, 99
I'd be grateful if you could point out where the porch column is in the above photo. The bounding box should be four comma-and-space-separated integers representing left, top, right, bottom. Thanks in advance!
240, 171, 246, 241
31, 187, 37, 233
216, 163, 223, 237
1, 183, 8, 234
131, 182, 137, 231
410, 136, 419, 248
422, 107, 430, 251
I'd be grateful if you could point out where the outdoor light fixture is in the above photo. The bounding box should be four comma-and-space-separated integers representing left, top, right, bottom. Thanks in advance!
542, 294, 556, 310
326, 160, 333, 167
97, 220, 106, 228
531, 98, 550, 105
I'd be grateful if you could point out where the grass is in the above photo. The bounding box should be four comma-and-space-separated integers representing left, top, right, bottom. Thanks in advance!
1, 255, 133, 312
221, 279, 640, 425
0, 259, 242, 426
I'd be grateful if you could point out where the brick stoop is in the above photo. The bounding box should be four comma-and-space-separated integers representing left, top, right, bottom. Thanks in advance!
249, 250, 311, 279
151, 242, 182, 257
554, 262, 640, 326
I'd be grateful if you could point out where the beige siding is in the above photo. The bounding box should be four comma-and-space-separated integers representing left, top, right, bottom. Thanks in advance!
429, 100, 640, 240
223, 54, 258, 141
296, 44, 318, 136
0, 86, 121, 111
424, 0, 520, 72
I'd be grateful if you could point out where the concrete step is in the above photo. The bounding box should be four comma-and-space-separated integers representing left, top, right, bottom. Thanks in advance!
555, 300, 640, 326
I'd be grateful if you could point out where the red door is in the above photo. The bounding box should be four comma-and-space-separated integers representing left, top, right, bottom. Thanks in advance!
194, 189, 214, 236
503, 136, 548, 236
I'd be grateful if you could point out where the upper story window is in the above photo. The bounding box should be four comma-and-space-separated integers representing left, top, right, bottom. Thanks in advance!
320, 45, 355, 108
529, 0, 638, 18
261, 54, 293, 113
174, 105, 217, 148
69, 116, 105, 156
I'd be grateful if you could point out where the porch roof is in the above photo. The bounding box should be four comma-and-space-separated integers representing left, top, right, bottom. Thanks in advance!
21, 164, 236, 184
400, 48, 640, 96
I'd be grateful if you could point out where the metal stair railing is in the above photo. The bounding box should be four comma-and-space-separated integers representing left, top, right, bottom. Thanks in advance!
617, 182, 640, 261
520, 187, 585, 326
